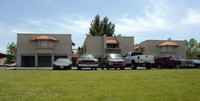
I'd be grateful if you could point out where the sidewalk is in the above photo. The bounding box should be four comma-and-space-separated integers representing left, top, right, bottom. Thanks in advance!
0, 67, 53, 70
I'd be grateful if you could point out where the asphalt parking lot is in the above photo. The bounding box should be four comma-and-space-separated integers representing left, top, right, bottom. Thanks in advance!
0, 67, 155, 70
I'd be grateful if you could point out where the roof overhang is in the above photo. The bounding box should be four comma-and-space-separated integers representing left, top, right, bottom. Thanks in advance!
134, 44, 140, 50
157, 41, 179, 47
0, 53, 8, 57
72, 42, 75, 46
106, 39, 118, 44
30, 35, 59, 42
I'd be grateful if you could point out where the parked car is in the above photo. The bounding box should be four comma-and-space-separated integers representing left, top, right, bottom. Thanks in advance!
101, 54, 125, 70
191, 60, 200, 68
53, 58, 72, 70
77, 54, 98, 70
124, 52, 155, 69
154, 56, 194, 69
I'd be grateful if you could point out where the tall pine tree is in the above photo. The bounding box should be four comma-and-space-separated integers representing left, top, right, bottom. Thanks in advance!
89, 14, 115, 36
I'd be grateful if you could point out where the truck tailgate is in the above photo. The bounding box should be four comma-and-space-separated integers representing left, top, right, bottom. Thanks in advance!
138, 55, 154, 63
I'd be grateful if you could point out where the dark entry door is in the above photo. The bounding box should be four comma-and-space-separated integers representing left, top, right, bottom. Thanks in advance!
38, 56, 51, 67
21, 56, 35, 67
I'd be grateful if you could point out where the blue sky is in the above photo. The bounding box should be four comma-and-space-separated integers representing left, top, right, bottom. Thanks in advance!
0, 0, 200, 53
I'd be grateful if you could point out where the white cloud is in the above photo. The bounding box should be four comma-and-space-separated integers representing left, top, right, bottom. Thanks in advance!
0, 25, 2, 33
0, 47, 7, 53
11, 29, 25, 33
181, 9, 200, 24
26, 19, 41, 25
115, 11, 171, 34
23, 17, 91, 34
115, 0, 174, 35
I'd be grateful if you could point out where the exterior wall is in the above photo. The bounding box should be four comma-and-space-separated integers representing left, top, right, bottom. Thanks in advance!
0, 58, 6, 66
140, 40, 186, 58
84, 36, 104, 57
118, 36, 134, 56
83, 34, 134, 57
17, 34, 72, 67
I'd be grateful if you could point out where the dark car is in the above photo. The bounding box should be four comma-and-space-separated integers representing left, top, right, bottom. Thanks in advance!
191, 60, 200, 68
154, 56, 194, 69
53, 58, 72, 70
77, 54, 98, 70
101, 54, 125, 70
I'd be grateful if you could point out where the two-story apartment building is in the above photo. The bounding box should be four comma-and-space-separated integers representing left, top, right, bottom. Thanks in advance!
17, 34, 73, 67
83, 34, 134, 57
135, 40, 186, 58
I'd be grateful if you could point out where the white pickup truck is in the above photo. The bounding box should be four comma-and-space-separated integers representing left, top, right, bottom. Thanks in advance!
124, 52, 155, 69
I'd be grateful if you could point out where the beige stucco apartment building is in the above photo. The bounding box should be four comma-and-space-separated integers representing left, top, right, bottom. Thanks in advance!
137, 40, 186, 58
83, 34, 134, 57
17, 34, 73, 67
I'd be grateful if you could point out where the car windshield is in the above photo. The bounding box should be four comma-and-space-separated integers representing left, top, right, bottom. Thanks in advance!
174, 57, 185, 60
107, 54, 123, 59
192, 60, 200, 63
79, 54, 95, 59
56, 58, 71, 62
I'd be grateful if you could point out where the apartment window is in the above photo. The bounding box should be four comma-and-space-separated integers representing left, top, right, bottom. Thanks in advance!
107, 44, 119, 48
36, 41, 39, 47
161, 46, 174, 53
41, 41, 48, 48
35, 41, 54, 48
49, 41, 53, 48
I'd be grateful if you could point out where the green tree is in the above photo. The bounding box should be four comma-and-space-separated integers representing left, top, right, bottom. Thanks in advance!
89, 14, 115, 36
185, 38, 200, 59
167, 37, 172, 41
6, 42, 16, 64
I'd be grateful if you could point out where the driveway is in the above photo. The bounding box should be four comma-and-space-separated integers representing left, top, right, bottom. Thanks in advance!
0, 67, 157, 70
0, 67, 53, 70
0, 67, 7, 70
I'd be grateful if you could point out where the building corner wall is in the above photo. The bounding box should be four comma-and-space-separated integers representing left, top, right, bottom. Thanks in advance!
16, 34, 21, 67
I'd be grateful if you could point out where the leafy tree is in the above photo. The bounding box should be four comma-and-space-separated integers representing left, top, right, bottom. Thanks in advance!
89, 14, 115, 36
167, 37, 172, 41
101, 17, 115, 36
6, 42, 16, 64
185, 38, 200, 59
78, 46, 83, 50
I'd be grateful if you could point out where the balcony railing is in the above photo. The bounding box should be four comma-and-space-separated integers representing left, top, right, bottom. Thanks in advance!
105, 48, 121, 54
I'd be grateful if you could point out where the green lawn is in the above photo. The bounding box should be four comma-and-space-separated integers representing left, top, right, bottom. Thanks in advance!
0, 69, 199, 101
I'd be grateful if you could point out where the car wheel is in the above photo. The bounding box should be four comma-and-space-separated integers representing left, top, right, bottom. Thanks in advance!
176, 64, 181, 69
68, 66, 72, 70
120, 67, 125, 70
53, 67, 56, 70
94, 67, 97, 70
146, 64, 151, 69
64, 66, 68, 70
106, 65, 109, 70
101, 64, 105, 70
77, 66, 81, 70
131, 61, 137, 69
